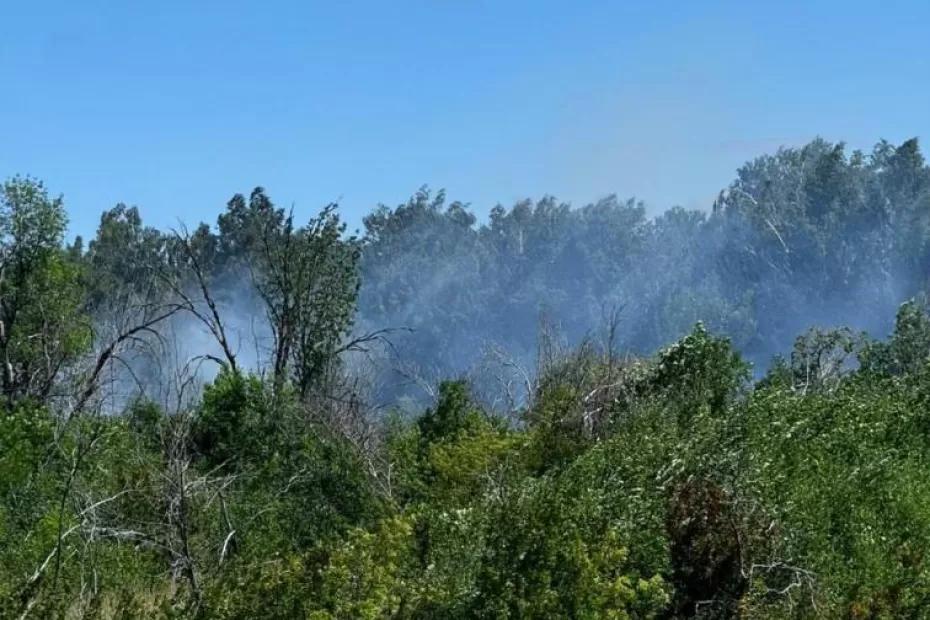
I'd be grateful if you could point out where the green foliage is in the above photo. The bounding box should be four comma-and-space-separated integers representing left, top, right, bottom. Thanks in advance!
650, 322, 750, 417
192, 370, 269, 469
312, 516, 416, 619
359, 138, 930, 402
860, 297, 930, 376
736, 378, 930, 616
0, 404, 58, 605
761, 326, 864, 393
85, 203, 167, 308
416, 380, 483, 443
388, 381, 523, 507
469, 474, 670, 619
526, 381, 591, 470
0, 177, 91, 406
217, 188, 361, 395
193, 370, 385, 553
6, 145, 930, 617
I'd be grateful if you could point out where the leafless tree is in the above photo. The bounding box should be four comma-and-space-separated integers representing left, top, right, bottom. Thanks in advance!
163, 226, 239, 373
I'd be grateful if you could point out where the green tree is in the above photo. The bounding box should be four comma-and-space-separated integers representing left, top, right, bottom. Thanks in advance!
218, 188, 361, 396
0, 177, 89, 407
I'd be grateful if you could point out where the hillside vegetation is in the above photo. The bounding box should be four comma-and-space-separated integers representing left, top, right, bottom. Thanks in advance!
3, 138, 930, 618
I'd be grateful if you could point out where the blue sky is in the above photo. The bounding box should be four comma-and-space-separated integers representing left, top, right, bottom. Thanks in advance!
1, 1, 928, 238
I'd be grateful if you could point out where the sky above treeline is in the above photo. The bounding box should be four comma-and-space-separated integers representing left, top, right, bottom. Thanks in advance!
1, 1, 928, 238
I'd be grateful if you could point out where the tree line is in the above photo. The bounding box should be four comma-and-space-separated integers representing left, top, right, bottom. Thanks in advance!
1, 137, 930, 617
359, 137, 930, 400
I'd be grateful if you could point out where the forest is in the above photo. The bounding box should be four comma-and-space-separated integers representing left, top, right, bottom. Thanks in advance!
3, 136, 930, 618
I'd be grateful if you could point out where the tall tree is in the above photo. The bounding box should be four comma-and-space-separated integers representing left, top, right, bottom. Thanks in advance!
220, 188, 362, 396
0, 177, 89, 407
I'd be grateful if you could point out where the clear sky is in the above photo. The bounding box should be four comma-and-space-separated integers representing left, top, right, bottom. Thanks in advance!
1, 1, 928, 238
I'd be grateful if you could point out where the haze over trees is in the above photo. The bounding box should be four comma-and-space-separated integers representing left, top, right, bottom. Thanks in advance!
3, 137, 930, 618
359, 138, 930, 398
